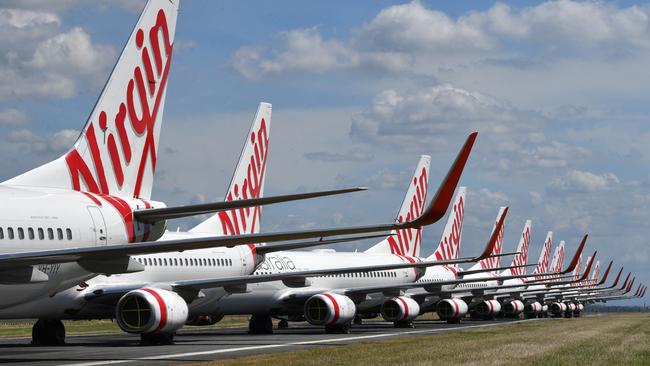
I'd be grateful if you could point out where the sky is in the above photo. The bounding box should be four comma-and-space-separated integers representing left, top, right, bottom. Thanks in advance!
0, 0, 648, 305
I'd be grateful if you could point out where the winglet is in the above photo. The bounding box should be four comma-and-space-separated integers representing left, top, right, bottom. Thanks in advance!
597, 260, 613, 286
412, 132, 477, 227
562, 234, 587, 274
578, 252, 596, 281
620, 272, 631, 290
610, 266, 624, 288
474, 206, 509, 261
626, 277, 635, 293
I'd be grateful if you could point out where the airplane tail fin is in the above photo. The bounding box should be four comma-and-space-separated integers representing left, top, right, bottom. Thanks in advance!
532, 231, 553, 276
590, 260, 601, 286
365, 155, 431, 257
190, 103, 272, 235
3, 0, 179, 200
426, 187, 466, 264
505, 220, 531, 276
572, 254, 583, 281
469, 207, 507, 272
550, 240, 566, 273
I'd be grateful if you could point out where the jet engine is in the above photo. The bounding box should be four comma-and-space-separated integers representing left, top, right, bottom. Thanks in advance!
523, 301, 542, 318
304, 293, 356, 327
474, 299, 502, 318
115, 288, 188, 335
548, 302, 567, 317
380, 296, 420, 323
502, 300, 525, 317
436, 298, 468, 322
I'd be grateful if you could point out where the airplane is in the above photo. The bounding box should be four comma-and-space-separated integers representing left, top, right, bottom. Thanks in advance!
4, 147, 483, 345
0, 0, 484, 327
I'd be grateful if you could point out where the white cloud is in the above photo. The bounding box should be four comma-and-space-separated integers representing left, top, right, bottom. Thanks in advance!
0, 8, 114, 100
551, 170, 620, 192
0, 108, 27, 125
6, 128, 78, 155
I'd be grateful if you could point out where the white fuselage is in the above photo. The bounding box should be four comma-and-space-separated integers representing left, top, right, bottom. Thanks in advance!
0, 185, 166, 308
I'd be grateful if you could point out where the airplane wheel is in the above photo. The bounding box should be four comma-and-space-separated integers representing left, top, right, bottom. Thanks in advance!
249, 314, 273, 334
140, 332, 174, 345
325, 322, 351, 334
353, 315, 363, 326
32, 319, 65, 346
277, 319, 289, 329
446, 318, 461, 324
394, 321, 414, 328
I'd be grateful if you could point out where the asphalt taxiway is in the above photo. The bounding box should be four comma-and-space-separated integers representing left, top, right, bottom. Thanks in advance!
0, 318, 546, 365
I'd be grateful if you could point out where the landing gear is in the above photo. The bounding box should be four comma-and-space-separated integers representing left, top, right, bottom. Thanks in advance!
32, 319, 65, 346
325, 322, 351, 334
393, 321, 414, 328
277, 319, 289, 329
353, 315, 363, 326
140, 332, 174, 345
248, 314, 273, 334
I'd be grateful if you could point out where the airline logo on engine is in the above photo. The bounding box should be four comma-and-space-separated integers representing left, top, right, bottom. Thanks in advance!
432, 195, 464, 262
217, 119, 269, 237
387, 167, 428, 257
511, 225, 530, 276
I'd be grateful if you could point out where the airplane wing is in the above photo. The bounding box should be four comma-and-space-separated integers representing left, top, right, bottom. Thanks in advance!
133, 187, 366, 223
0, 132, 478, 273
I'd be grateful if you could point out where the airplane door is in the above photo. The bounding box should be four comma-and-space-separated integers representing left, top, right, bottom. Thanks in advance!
87, 206, 108, 246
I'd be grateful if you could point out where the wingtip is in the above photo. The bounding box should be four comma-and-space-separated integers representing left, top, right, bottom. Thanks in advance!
412, 132, 477, 227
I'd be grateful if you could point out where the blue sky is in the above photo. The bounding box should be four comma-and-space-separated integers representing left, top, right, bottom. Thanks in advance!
0, 0, 648, 305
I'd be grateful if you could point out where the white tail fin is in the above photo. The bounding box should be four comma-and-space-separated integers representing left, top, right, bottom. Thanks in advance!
427, 187, 466, 263
190, 103, 272, 235
365, 155, 431, 257
549, 240, 565, 273
572, 254, 583, 281
532, 231, 552, 276
469, 207, 507, 272
4, 0, 179, 200
505, 220, 532, 276
591, 260, 601, 282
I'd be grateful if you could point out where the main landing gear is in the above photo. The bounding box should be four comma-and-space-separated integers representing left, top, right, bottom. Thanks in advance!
277, 319, 289, 329
393, 320, 414, 328
248, 314, 274, 334
325, 322, 351, 334
32, 319, 65, 346
140, 332, 175, 345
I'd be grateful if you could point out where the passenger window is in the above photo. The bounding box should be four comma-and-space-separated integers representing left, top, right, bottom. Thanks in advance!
18, 228, 24, 240
28, 228, 34, 240
0, 227, 4, 239
47, 228, 54, 240
211, 258, 215, 266
38, 228, 44, 240
66, 229, 72, 240
163, 258, 168, 266
57, 228, 63, 240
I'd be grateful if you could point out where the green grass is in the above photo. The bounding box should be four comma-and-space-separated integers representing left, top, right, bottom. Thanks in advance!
0, 315, 250, 339
197, 313, 650, 366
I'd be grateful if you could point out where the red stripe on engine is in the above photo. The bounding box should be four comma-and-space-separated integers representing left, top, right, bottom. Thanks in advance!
322, 293, 340, 325
396, 297, 409, 321
142, 288, 167, 332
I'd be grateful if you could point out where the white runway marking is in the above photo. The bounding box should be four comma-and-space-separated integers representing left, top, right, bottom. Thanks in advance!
63, 319, 544, 366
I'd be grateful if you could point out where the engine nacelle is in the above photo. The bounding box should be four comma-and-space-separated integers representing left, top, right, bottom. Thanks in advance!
576, 303, 585, 312
304, 293, 356, 326
474, 300, 502, 317
542, 304, 548, 313
116, 288, 188, 334
548, 302, 567, 317
524, 301, 542, 316
436, 298, 468, 321
381, 296, 420, 322
503, 300, 525, 316
566, 302, 576, 312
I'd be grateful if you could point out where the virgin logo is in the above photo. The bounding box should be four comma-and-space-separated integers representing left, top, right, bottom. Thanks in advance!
533, 237, 552, 275
433, 195, 464, 261
511, 226, 530, 276
479, 218, 504, 270
65, 9, 173, 242
553, 246, 565, 272
217, 119, 269, 236
387, 167, 428, 256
